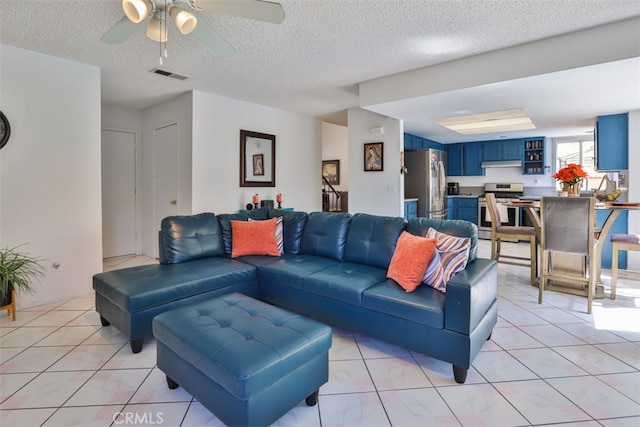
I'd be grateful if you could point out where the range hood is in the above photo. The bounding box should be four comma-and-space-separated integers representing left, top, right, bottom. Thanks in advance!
481, 159, 523, 168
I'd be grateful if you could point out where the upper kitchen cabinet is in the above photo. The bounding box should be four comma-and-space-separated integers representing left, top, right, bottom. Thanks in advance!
463, 143, 484, 176
596, 113, 628, 171
404, 133, 445, 151
446, 142, 484, 176
482, 139, 522, 161
523, 138, 545, 175
446, 143, 464, 176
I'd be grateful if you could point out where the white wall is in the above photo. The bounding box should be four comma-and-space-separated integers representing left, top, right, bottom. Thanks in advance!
0, 44, 102, 309
347, 108, 404, 216
322, 122, 349, 191
191, 90, 322, 215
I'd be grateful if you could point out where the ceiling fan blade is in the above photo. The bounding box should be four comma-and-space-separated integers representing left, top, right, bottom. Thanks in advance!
194, 0, 285, 24
192, 24, 236, 57
101, 17, 138, 44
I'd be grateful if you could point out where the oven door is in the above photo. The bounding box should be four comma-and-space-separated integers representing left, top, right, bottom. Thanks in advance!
477, 201, 519, 239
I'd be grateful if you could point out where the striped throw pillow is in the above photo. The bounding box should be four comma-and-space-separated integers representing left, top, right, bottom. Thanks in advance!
249, 216, 284, 254
422, 228, 471, 292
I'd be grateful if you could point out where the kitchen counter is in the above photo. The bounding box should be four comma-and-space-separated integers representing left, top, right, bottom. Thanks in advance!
404, 198, 419, 202
447, 194, 479, 198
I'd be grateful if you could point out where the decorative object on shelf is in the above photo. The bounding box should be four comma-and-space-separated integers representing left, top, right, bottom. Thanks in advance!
245, 203, 253, 210
322, 160, 340, 185
0, 110, 10, 150
0, 245, 46, 321
261, 200, 274, 209
240, 130, 276, 187
553, 163, 587, 197
276, 193, 283, 208
253, 194, 260, 210
364, 142, 383, 171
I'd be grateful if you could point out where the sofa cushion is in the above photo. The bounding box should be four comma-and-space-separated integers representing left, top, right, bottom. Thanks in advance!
258, 254, 339, 290
300, 212, 351, 261
268, 209, 308, 254
344, 213, 406, 268
303, 262, 388, 306
160, 213, 225, 264
230, 218, 281, 258
362, 279, 445, 329
93, 258, 257, 312
423, 227, 471, 293
217, 208, 270, 254
406, 218, 478, 262
387, 232, 437, 292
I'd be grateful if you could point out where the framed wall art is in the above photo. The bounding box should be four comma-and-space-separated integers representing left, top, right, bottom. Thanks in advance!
364, 142, 383, 171
240, 130, 275, 187
322, 159, 340, 185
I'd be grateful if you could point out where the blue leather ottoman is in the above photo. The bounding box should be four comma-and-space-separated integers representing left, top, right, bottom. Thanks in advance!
153, 293, 332, 426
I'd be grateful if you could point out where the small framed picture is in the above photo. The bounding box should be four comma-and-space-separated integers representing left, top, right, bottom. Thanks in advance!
322, 160, 340, 185
364, 142, 383, 171
253, 154, 264, 176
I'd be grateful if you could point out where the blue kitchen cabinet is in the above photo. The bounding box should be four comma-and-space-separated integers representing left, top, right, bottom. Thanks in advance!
404, 200, 418, 220
482, 141, 501, 161
482, 139, 522, 161
457, 197, 478, 224
463, 143, 484, 176
523, 138, 545, 175
597, 209, 628, 269
447, 197, 455, 219
447, 197, 478, 224
403, 134, 412, 151
446, 143, 464, 176
596, 113, 628, 171
502, 139, 523, 160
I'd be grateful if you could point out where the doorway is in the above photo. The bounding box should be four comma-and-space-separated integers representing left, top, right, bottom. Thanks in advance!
101, 129, 138, 258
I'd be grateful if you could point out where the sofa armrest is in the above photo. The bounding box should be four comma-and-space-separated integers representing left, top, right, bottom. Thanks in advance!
444, 258, 497, 335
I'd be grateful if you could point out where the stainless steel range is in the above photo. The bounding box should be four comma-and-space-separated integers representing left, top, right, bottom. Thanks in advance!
477, 183, 524, 239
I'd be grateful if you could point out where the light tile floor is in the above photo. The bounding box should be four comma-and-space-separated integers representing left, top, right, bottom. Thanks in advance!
1, 241, 639, 426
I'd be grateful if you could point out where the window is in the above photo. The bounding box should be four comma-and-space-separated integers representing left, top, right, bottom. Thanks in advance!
555, 138, 605, 191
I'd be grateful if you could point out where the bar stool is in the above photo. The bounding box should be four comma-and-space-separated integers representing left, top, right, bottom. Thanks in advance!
485, 193, 538, 286
610, 233, 640, 300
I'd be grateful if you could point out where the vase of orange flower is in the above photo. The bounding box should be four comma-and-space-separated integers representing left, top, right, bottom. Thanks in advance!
554, 163, 587, 197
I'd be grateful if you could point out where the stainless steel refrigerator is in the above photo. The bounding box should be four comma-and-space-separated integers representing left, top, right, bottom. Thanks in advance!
404, 149, 447, 219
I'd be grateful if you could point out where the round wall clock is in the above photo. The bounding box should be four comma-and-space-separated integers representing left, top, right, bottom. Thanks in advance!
0, 110, 10, 150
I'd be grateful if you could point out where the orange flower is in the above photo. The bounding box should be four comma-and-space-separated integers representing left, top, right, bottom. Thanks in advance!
553, 163, 587, 185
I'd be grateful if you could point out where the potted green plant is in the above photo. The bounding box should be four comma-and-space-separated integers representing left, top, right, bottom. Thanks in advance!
0, 245, 46, 308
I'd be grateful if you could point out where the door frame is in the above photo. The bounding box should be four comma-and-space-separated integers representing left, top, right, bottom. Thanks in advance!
101, 127, 143, 256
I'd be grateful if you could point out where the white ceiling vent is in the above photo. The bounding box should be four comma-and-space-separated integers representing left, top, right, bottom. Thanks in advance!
150, 68, 189, 80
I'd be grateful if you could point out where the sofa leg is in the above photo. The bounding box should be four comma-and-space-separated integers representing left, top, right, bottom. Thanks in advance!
453, 365, 468, 384
100, 316, 110, 327
166, 376, 179, 390
305, 390, 319, 406
130, 338, 144, 354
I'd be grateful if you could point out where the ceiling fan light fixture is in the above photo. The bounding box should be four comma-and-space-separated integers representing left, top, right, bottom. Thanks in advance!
122, 0, 152, 24
146, 15, 168, 42
170, 7, 198, 35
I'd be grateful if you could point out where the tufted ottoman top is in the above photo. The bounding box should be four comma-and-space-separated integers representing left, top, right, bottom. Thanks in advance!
153, 293, 332, 400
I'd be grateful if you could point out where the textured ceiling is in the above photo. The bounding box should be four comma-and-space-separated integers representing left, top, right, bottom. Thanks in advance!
1, 0, 639, 138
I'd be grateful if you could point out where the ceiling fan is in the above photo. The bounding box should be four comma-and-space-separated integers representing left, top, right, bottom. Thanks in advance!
101, 0, 285, 58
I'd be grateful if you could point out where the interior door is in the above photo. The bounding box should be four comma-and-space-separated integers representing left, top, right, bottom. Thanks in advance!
153, 123, 179, 255
101, 129, 137, 258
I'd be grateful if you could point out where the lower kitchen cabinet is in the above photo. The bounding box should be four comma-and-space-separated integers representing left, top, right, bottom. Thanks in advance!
404, 199, 418, 220
447, 197, 478, 224
597, 209, 628, 269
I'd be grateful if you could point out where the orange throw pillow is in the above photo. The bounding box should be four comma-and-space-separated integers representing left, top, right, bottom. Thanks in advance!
231, 218, 281, 258
387, 231, 437, 292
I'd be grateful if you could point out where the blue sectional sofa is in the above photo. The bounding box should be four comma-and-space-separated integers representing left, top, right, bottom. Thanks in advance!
93, 208, 497, 383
